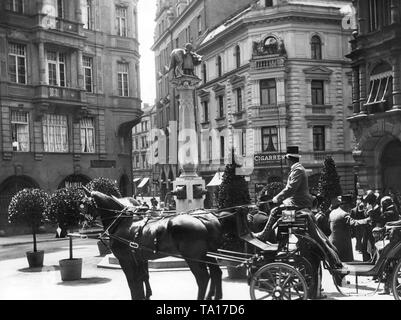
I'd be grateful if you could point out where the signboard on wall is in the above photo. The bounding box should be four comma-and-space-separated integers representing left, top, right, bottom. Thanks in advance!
90, 160, 117, 168
254, 153, 285, 167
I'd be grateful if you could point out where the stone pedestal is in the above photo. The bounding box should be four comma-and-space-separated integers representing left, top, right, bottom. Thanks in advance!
171, 75, 206, 213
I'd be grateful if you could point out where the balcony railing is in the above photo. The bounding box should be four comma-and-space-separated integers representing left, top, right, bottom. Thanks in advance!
251, 55, 286, 71
55, 18, 80, 34
35, 85, 84, 103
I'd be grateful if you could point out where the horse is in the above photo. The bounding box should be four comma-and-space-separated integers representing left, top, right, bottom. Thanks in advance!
82, 188, 229, 300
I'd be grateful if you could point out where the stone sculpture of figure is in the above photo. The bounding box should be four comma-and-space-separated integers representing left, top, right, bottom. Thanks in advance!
278, 39, 287, 56
169, 43, 202, 78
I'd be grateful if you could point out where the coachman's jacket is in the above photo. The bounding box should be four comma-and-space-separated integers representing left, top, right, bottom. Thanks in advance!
275, 162, 314, 209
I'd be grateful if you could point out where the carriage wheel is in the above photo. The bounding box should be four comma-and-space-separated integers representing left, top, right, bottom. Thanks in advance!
292, 256, 317, 299
392, 260, 401, 300
249, 262, 308, 300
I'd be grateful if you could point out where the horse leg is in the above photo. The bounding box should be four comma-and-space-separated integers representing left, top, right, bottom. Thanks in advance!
187, 261, 210, 300
142, 261, 152, 300
117, 253, 146, 300
206, 259, 223, 300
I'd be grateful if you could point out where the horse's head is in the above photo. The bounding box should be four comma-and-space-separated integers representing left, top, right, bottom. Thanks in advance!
80, 186, 125, 221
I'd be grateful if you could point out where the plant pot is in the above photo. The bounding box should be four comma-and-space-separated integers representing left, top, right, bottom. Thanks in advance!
97, 240, 112, 256
227, 265, 247, 279
26, 251, 44, 268
59, 258, 83, 281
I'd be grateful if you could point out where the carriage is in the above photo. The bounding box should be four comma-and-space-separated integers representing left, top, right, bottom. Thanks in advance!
210, 205, 401, 300
80, 189, 401, 300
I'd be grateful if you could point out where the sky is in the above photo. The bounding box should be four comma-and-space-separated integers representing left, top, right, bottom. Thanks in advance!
138, 0, 157, 107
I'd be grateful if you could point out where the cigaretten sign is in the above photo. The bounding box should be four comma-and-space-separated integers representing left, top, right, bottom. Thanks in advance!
254, 153, 285, 167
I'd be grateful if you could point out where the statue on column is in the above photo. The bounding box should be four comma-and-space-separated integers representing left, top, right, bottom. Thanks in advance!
169, 43, 202, 78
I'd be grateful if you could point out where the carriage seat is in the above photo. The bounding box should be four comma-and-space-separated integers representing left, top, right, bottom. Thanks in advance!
240, 234, 279, 252
335, 262, 377, 276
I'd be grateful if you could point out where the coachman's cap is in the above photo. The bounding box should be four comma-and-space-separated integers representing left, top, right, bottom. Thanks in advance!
363, 190, 377, 203
285, 146, 301, 159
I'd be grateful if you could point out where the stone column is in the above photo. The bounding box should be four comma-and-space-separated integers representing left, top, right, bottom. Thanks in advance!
392, 54, 401, 110
38, 42, 46, 85
359, 63, 367, 114
352, 66, 360, 113
171, 75, 206, 213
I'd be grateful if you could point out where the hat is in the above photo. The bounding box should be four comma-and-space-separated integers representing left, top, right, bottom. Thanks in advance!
340, 195, 353, 204
363, 190, 377, 203
285, 146, 301, 159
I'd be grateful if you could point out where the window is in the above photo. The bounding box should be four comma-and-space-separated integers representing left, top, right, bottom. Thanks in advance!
83, 0, 93, 30
235, 45, 241, 69
142, 154, 147, 169
311, 35, 322, 60
117, 62, 129, 97
8, 43, 26, 84
42, 114, 69, 153
80, 117, 95, 153
57, 0, 64, 18
262, 127, 278, 152
135, 155, 140, 168
202, 63, 207, 83
265, 0, 273, 7
236, 88, 243, 112
6, 0, 23, 13
116, 6, 128, 37
135, 137, 139, 150
260, 79, 276, 105
83, 56, 93, 92
197, 15, 202, 35
217, 56, 222, 77
47, 51, 66, 87
313, 126, 325, 151
220, 136, 225, 159
175, 38, 179, 48
368, 0, 391, 32
218, 96, 225, 118
203, 101, 209, 122
366, 63, 393, 109
241, 131, 246, 156
311, 80, 324, 105
11, 111, 29, 152
208, 137, 212, 161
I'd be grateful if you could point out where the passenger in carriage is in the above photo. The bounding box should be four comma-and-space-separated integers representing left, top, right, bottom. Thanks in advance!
328, 195, 370, 262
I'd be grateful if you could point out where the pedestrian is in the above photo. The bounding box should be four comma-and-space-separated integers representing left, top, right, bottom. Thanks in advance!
350, 196, 365, 252
328, 195, 370, 262
314, 194, 331, 237
360, 190, 379, 262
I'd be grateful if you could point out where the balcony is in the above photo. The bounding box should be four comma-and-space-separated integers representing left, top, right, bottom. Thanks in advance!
55, 18, 80, 34
34, 85, 85, 105
249, 104, 289, 126
250, 55, 286, 72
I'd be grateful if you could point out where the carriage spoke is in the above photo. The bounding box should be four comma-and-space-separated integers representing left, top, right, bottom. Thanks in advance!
257, 292, 272, 300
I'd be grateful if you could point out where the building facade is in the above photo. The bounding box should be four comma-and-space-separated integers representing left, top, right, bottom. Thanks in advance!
132, 103, 156, 197
152, 0, 254, 201
0, 0, 141, 231
347, 0, 401, 195
195, 0, 355, 201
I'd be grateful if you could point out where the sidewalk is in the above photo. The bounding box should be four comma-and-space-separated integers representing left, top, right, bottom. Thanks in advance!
0, 233, 68, 248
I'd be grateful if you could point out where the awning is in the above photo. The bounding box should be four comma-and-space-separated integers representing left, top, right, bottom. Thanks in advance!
207, 172, 224, 187
137, 177, 150, 189
133, 178, 141, 183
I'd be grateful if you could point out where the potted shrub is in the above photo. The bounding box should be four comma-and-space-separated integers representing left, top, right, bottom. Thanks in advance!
8, 188, 50, 268
217, 152, 251, 279
47, 187, 85, 281
86, 178, 121, 255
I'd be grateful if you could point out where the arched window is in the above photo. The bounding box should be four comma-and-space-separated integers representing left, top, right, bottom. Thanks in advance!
235, 45, 241, 68
217, 56, 222, 78
311, 35, 322, 60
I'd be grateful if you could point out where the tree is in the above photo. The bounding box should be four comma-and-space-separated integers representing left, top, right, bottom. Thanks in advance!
47, 187, 86, 237
317, 156, 343, 211
86, 177, 122, 198
8, 188, 49, 253
217, 151, 251, 209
